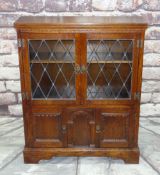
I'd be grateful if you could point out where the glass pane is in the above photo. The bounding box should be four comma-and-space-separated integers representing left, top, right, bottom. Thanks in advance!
29, 40, 75, 99
87, 39, 133, 99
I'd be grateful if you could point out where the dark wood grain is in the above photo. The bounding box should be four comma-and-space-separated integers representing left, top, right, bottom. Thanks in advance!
14, 16, 147, 27
15, 16, 147, 164
64, 108, 95, 148
24, 147, 139, 164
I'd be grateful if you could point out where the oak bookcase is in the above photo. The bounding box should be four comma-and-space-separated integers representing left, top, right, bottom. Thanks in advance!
14, 16, 147, 163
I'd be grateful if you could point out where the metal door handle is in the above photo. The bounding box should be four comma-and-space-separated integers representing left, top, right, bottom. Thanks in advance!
62, 125, 67, 132
81, 65, 87, 73
75, 64, 81, 74
96, 125, 101, 133
74, 65, 87, 74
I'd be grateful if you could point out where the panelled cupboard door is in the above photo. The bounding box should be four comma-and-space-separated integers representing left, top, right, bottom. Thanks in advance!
83, 33, 140, 104
21, 33, 82, 106
32, 109, 66, 148
95, 108, 135, 148
63, 108, 96, 148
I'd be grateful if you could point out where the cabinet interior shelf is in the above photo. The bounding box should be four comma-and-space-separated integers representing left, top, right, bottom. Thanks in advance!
30, 60, 132, 64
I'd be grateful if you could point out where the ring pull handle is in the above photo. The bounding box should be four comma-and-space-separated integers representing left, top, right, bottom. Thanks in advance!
62, 125, 67, 132
81, 65, 87, 73
74, 64, 87, 74
75, 64, 81, 74
96, 125, 101, 133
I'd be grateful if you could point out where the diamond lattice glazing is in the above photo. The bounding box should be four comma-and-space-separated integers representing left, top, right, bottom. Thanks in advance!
29, 40, 75, 99
87, 39, 133, 99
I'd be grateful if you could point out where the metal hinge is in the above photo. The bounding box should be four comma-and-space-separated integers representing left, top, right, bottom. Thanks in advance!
134, 92, 140, 100
21, 92, 29, 100
17, 39, 24, 48
137, 39, 143, 48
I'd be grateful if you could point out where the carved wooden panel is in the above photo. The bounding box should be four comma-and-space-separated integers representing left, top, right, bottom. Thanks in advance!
64, 108, 95, 148
33, 112, 64, 147
96, 109, 130, 148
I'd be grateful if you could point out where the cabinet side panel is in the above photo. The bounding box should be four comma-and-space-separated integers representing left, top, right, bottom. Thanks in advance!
134, 31, 146, 147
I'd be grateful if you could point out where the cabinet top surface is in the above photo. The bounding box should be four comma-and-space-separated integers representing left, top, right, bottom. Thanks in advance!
14, 16, 148, 29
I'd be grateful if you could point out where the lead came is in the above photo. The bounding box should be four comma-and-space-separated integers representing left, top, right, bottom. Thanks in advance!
87, 39, 133, 99
29, 39, 76, 99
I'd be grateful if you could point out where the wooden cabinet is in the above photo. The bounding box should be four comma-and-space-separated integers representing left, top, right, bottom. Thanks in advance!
14, 16, 147, 164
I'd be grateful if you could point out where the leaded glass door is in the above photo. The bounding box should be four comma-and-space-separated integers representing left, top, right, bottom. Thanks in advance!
23, 34, 81, 105
85, 34, 139, 103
